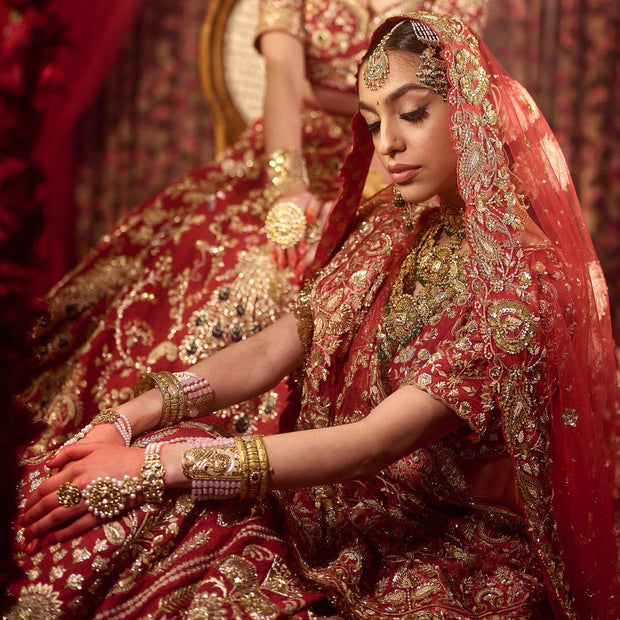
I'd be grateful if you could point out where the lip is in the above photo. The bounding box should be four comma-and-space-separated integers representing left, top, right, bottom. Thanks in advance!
388, 164, 421, 184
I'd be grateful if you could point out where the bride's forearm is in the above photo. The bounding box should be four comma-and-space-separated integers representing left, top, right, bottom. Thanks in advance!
116, 313, 303, 436
187, 313, 303, 411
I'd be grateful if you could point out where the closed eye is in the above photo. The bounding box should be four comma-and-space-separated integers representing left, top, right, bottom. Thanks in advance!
401, 105, 429, 123
365, 104, 430, 134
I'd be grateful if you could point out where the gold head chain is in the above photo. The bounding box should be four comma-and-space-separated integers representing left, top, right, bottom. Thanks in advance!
363, 19, 448, 100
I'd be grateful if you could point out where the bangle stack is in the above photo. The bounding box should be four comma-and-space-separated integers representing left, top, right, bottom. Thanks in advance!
134, 371, 215, 428
264, 147, 309, 203
181, 435, 271, 501
141, 442, 165, 506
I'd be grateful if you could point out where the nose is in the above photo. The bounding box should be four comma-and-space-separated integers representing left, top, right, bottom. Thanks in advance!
375, 117, 404, 156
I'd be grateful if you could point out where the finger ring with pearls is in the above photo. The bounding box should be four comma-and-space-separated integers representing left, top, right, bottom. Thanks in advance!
82, 476, 142, 520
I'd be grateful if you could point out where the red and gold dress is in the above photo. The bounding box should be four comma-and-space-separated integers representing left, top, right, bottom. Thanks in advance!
19, 0, 487, 452
9, 11, 618, 619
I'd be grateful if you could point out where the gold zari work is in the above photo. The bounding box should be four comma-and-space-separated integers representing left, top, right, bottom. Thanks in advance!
487, 299, 538, 354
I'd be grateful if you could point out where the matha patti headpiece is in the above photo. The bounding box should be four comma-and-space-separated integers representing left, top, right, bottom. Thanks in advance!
362, 19, 448, 100
411, 20, 449, 100
362, 21, 405, 91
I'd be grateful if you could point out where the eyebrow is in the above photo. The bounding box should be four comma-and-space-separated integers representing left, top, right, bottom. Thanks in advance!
358, 83, 431, 111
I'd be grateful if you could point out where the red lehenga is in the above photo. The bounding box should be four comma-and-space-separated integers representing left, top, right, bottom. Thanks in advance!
10, 7, 618, 620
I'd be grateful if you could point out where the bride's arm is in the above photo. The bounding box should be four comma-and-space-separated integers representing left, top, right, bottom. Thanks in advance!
160, 383, 464, 490
115, 312, 304, 436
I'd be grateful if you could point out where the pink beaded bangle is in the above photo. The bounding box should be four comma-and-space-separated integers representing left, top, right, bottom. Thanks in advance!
173, 371, 215, 418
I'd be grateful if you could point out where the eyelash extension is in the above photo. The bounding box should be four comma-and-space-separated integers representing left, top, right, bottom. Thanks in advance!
401, 105, 429, 123
366, 105, 430, 133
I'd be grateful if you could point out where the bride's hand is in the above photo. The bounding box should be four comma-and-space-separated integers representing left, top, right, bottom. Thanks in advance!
20, 443, 145, 551
268, 189, 321, 271
45, 422, 129, 479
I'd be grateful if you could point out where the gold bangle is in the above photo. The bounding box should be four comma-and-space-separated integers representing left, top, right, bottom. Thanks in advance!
135, 372, 185, 428
235, 437, 250, 499
264, 147, 309, 202
254, 435, 271, 497
243, 436, 261, 499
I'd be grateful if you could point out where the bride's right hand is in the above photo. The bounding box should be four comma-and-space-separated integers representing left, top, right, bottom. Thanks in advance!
268, 188, 321, 271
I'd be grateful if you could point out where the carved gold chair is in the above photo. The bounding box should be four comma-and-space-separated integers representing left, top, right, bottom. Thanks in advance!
199, 0, 266, 154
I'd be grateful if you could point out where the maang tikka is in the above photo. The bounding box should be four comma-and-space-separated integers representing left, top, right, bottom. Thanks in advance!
363, 22, 405, 91
362, 19, 448, 100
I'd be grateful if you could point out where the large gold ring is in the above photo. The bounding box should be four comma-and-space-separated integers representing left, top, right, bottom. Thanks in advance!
83, 477, 126, 519
264, 201, 307, 249
57, 482, 81, 508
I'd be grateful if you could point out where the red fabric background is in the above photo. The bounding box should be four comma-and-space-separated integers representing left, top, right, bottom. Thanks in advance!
32, 0, 143, 294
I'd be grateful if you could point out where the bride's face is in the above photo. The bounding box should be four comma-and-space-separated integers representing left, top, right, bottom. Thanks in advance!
358, 50, 461, 206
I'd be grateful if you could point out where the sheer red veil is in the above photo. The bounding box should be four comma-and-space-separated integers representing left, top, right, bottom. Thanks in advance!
315, 12, 619, 619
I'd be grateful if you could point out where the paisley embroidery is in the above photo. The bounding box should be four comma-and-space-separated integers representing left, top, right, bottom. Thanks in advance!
454, 48, 489, 105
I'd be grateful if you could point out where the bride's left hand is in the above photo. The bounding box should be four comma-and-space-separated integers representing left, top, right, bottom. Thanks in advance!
19, 443, 145, 551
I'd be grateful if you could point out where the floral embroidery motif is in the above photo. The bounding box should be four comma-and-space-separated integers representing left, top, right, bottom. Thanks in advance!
7, 583, 63, 619
562, 408, 579, 427
487, 299, 538, 354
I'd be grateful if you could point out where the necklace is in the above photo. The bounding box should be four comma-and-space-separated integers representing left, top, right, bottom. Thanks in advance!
382, 202, 468, 355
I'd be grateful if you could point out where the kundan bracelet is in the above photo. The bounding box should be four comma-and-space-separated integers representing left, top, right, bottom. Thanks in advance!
181, 435, 271, 501
264, 146, 309, 203
134, 371, 215, 428
141, 442, 165, 506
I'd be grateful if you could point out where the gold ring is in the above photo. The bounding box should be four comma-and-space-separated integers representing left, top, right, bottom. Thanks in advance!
83, 477, 126, 519
57, 482, 81, 508
264, 201, 307, 249
305, 220, 322, 244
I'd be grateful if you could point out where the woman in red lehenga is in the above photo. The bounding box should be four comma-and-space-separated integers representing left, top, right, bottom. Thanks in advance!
19, 0, 488, 449
10, 9, 618, 620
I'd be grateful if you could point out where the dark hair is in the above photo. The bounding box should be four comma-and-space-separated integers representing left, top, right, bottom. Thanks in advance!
362, 20, 429, 64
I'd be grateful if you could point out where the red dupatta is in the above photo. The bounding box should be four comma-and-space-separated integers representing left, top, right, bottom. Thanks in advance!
314, 12, 619, 619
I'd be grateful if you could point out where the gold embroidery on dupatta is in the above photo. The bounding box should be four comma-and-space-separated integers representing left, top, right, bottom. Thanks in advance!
298, 202, 403, 429
408, 12, 572, 614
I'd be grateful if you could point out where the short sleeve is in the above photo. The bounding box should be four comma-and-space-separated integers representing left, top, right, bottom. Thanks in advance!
393, 317, 494, 436
255, 0, 305, 50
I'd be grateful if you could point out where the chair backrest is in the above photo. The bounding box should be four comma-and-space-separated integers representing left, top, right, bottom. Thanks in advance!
199, 0, 266, 154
